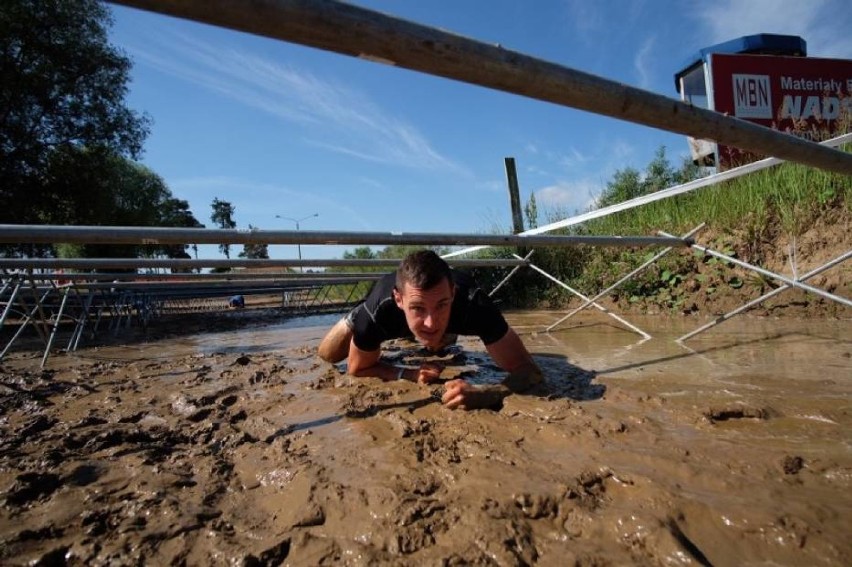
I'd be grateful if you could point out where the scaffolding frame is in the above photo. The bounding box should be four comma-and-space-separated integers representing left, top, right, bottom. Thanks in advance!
652, 231, 851, 342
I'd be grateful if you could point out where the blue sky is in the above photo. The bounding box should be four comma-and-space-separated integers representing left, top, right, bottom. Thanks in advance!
107, 0, 852, 261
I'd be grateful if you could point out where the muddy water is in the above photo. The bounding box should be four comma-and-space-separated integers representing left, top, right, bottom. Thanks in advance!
1, 311, 849, 565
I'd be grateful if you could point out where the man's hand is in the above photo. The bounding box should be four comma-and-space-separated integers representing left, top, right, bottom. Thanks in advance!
441, 379, 508, 410
415, 361, 444, 384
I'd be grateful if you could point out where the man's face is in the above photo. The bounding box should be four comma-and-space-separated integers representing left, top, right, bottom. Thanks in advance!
393, 278, 455, 350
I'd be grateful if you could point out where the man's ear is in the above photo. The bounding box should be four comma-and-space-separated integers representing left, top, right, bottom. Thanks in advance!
393, 286, 404, 309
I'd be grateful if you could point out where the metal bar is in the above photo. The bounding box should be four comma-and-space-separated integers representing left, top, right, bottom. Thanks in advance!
0, 287, 55, 360
445, 133, 852, 259
505, 158, 524, 234
659, 231, 852, 308
108, 0, 852, 175
60, 278, 382, 291
547, 224, 705, 331
69, 290, 96, 351
25, 272, 51, 345
678, 250, 852, 342
0, 257, 531, 269
0, 281, 22, 328
517, 255, 651, 339
0, 225, 689, 248
16, 271, 390, 281
41, 287, 71, 367
489, 251, 534, 297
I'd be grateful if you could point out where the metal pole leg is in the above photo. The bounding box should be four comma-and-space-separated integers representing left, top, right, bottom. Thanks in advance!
518, 256, 651, 339
489, 251, 533, 297
547, 223, 706, 331
678, 250, 852, 342
659, 231, 852, 308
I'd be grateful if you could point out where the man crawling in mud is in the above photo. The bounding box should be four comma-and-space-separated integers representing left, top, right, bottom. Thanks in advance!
318, 249, 543, 410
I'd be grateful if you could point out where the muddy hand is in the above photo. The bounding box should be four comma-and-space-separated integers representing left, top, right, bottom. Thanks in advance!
417, 361, 444, 384
442, 380, 508, 410
441, 379, 470, 409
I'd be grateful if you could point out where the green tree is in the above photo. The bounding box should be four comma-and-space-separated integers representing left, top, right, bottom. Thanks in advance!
158, 197, 205, 262
211, 197, 236, 259
0, 0, 149, 228
596, 146, 703, 209
239, 225, 269, 259
524, 192, 539, 230
344, 246, 376, 260
642, 146, 677, 194
597, 167, 643, 208
45, 150, 188, 259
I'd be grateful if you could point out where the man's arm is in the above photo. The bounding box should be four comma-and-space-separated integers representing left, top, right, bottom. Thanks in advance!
485, 328, 543, 392
347, 340, 442, 383
442, 328, 542, 410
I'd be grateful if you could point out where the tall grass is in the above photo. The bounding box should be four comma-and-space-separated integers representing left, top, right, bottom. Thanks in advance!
582, 160, 850, 239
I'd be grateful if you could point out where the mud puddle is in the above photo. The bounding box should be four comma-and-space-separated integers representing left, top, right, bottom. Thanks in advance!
1, 311, 850, 565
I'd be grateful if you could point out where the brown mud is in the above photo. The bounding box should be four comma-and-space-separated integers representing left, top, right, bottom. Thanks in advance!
1, 312, 850, 565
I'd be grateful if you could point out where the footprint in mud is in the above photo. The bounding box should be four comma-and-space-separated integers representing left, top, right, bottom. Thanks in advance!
703, 405, 777, 423
4, 472, 62, 507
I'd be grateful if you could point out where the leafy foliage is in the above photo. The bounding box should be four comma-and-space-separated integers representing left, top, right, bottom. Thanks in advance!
596, 147, 701, 209
239, 225, 269, 259
0, 0, 207, 261
524, 192, 539, 229
0, 0, 150, 227
211, 198, 236, 259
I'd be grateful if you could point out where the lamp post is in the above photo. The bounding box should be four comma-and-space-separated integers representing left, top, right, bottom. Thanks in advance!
275, 213, 319, 268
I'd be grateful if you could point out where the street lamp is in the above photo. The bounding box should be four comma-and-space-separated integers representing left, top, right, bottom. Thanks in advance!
275, 213, 319, 267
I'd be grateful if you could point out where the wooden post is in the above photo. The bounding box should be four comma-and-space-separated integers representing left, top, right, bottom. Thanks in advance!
109, 0, 852, 175
504, 158, 524, 234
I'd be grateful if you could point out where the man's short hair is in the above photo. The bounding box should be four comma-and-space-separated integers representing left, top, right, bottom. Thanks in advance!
396, 249, 452, 291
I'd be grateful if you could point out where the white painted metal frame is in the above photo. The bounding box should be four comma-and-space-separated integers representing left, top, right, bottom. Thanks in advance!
546, 224, 706, 332
513, 254, 652, 339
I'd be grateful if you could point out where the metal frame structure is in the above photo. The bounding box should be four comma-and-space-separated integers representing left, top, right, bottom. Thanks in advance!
653, 232, 852, 342
3, 1, 848, 363
0, 228, 693, 365
0, 226, 689, 249
545, 224, 707, 334
445, 133, 852, 259
677, 251, 852, 342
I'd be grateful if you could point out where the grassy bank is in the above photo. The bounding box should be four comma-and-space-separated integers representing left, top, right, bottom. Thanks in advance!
470, 158, 852, 318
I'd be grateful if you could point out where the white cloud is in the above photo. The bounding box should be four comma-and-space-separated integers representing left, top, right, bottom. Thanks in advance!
696, 0, 852, 58
634, 36, 656, 89
534, 180, 599, 215
522, 143, 590, 178
124, 29, 464, 171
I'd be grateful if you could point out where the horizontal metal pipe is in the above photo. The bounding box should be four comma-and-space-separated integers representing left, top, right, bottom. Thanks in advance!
0, 257, 530, 269
22, 278, 376, 291
0, 226, 688, 248
108, 0, 852, 175
6, 271, 383, 281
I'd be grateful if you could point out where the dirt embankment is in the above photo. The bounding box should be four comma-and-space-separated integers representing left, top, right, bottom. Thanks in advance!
601, 208, 852, 319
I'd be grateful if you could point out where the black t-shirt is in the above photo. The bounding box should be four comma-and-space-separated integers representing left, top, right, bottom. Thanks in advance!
350, 270, 509, 352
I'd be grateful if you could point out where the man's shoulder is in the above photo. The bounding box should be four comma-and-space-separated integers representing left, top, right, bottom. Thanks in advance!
450, 268, 476, 291
366, 272, 397, 301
